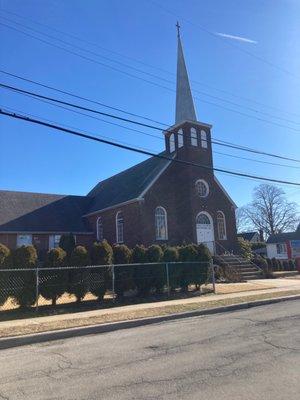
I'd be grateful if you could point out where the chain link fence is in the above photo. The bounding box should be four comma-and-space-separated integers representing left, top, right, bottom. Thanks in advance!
0, 261, 214, 313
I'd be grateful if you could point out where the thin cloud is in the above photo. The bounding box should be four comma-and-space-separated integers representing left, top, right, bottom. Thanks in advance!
216, 32, 257, 44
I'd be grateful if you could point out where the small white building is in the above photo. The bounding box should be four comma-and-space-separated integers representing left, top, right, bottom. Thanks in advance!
266, 225, 300, 260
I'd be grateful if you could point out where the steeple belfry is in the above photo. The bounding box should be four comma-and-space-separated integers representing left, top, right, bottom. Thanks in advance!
175, 22, 197, 124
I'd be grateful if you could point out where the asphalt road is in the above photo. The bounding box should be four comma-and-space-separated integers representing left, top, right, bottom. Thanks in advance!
0, 300, 299, 400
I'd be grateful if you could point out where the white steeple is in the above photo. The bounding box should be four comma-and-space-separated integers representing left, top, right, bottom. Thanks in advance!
175, 22, 197, 124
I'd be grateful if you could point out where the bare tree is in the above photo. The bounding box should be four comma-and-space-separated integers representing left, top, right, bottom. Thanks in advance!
241, 184, 299, 237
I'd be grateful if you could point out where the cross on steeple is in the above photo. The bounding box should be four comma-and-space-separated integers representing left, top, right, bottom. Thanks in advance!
176, 21, 180, 38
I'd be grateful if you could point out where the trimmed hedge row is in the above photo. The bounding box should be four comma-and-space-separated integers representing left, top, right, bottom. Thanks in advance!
0, 240, 212, 308
253, 256, 297, 278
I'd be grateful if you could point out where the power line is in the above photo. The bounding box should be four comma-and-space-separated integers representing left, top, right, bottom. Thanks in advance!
0, 70, 167, 127
2, 7, 299, 120
1, 108, 300, 187
7, 86, 300, 171
1, 80, 300, 164
2, 21, 300, 132
1, 15, 299, 127
148, 0, 300, 80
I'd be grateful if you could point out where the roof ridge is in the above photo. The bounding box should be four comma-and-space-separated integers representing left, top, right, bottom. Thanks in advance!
87, 151, 166, 197
0, 189, 86, 198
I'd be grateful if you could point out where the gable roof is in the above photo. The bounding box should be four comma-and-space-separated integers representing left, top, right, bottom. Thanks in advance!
86, 153, 171, 215
0, 190, 92, 233
237, 231, 259, 241
267, 230, 300, 244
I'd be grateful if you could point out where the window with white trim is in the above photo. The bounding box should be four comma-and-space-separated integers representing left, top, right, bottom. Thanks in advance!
96, 217, 103, 241
49, 234, 61, 249
195, 179, 209, 198
169, 133, 175, 152
155, 206, 168, 240
178, 128, 184, 148
217, 211, 227, 240
116, 211, 124, 243
191, 127, 198, 146
276, 243, 287, 254
17, 234, 32, 247
201, 130, 208, 148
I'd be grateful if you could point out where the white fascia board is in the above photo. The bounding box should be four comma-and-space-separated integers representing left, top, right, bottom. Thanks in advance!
214, 176, 238, 209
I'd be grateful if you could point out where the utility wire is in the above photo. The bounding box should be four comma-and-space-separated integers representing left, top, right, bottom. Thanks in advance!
1, 21, 300, 132
1, 108, 299, 187
1, 80, 300, 164
148, 0, 300, 80
1, 15, 299, 127
2, 8, 299, 120
8, 85, 300, 171
0, 70, 167, 127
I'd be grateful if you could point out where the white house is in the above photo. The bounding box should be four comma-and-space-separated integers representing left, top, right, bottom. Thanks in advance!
266, 225, 300, 260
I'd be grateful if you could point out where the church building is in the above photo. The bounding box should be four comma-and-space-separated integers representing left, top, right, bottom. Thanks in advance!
0, 27, 238, 256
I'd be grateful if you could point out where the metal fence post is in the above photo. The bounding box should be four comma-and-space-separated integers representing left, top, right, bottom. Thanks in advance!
35, 266, 39, 312
112, 265, 115, 302
211, 261, 216, 293
165, 263, 170, 297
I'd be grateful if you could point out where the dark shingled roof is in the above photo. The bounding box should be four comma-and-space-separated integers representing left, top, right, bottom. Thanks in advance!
87, 153, 171, 214
267, 228, 300, 244
0, 191, 92, 233
237, 232, 258, 241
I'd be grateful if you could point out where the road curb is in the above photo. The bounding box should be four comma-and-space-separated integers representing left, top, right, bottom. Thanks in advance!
1, 294, 299, 350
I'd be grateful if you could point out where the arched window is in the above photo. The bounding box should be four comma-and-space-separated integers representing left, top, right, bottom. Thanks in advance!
196, 213, 210, 225
169, 133, 175, 152
116, 211, 124, 243
155, 207, 168, 240
200, 130, 208, 148
178, 128, 184, 148
217, 211, 227, 240
96, 217, 103, 241
195, 179, 209, 198
191, 127, 198, 146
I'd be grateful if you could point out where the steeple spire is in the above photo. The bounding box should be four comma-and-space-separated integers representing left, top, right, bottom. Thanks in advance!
175, 22, 197, 124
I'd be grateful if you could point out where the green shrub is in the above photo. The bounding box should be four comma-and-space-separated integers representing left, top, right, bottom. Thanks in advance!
40, 247, 67, 306
237, 238, 252, 260
90, 240, 113, 265
254, 256, 271, 278
271, 257, 279, 271
196, 243, 212, 262
132, 245, 151, 297
288, 259, 295, 271
146, 245, 163, 262
0, 243, 10, 267
113, 244, 134, 298
177, 244, 199, 290
11, 245, 38, 308
163, 246, 179, 262
146, 245, 165, 293
68, 246, 90, 303
282, 260, 289, 271
89, 241, 112, 301
0, 243, 10, 306
59, 233, 76, 257
251, 242, 266, 251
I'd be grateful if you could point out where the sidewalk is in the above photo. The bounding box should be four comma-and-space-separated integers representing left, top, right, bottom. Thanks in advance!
0, 278, 299, 339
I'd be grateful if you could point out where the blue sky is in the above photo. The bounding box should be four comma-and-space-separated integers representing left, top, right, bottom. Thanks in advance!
0, 0, 299, 207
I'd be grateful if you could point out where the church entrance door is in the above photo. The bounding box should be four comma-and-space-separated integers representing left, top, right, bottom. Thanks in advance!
196, 212, 215, 254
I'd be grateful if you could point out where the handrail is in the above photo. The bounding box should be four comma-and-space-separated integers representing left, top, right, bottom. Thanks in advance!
215, 240, 263, 273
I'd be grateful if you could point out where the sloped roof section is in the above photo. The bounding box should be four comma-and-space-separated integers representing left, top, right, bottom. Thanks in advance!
267, 230, 300, 244
0, 191, 92, 233
87, 153, 171, 214
237, 232, 259, 241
